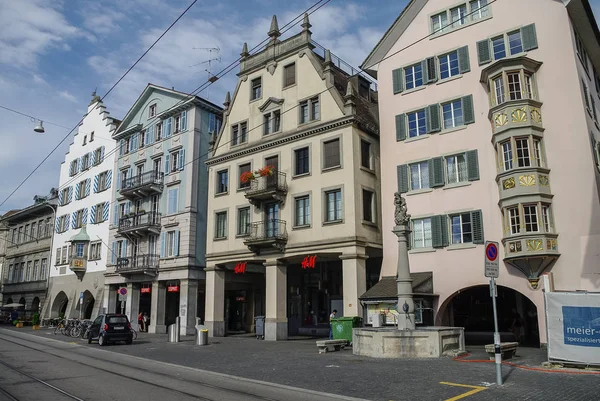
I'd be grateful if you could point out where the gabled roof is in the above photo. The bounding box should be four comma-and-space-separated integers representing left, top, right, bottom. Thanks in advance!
360, 0, 427, 76
114, 84, 222, 135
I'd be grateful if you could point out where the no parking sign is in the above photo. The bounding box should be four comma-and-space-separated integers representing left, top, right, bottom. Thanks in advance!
484, 241, 499, 278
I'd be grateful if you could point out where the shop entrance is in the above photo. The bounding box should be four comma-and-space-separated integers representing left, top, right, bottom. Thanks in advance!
287, 259, 343, 336
165, 282, 180, 327
226, 290, 248, 334
439, 285, 540, 347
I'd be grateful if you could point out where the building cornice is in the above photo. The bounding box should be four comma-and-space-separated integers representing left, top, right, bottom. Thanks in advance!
206, 116, 355, 166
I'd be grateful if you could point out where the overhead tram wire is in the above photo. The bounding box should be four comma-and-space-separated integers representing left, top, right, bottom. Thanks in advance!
52, 0, 331, 194
154, 0, 500, 178
0, 0, 201, 209
59, 0, 333, 261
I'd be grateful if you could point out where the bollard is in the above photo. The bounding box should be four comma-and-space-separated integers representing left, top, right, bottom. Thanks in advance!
168, 316, 181, 343
198, 329, 209, 346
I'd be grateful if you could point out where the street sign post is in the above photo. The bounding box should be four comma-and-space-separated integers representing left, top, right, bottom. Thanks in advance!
484, 240, 502, 386
79, 292, 84, 319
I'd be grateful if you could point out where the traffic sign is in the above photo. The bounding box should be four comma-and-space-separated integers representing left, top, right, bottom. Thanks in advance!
118, 287, 127, 296
484, 241, 499, 278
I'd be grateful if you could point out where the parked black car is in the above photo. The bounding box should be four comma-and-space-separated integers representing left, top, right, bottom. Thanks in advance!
87, 314, 133, 345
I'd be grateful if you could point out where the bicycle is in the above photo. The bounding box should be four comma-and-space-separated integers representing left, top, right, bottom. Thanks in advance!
53, 319, 66, 335
130, 328, 138, 340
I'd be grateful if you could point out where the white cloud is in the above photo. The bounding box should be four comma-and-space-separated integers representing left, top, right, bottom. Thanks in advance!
0, 0, 82, 69
59, 90, 78, 103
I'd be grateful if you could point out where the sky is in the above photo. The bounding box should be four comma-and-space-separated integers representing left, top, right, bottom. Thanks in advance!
0, 0, 599, 213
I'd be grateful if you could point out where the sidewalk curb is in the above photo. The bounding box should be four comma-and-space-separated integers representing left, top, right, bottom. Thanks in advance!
0, 328, 369, 401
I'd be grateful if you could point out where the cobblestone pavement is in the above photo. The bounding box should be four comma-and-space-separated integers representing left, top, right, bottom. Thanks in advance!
2, 327, 599, 401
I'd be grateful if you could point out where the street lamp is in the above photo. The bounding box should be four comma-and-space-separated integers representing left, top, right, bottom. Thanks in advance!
34, 120, 45, 133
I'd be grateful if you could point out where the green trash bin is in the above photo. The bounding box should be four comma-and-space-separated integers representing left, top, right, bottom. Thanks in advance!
331, 316, 363, 343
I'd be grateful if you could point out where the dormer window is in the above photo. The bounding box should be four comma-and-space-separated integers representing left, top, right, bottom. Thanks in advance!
149, 103, 157, 118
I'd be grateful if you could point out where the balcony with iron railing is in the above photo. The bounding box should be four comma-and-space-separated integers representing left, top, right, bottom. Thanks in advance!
116, 254, 159, 276
118, 212, 161, 237
120, 171, 164, 199
243, 219, 288, 254
244, 170, 287, 207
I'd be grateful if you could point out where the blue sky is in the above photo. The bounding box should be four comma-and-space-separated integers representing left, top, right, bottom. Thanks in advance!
0, 0, 599, 213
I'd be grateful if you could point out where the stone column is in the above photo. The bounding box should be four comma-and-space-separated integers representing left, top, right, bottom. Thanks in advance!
264, 259, 287, 341
205, 266, 225, 337
103, 285, 117, 315
393, 192, 415, 330
179, 279, 198, 336
394, 223, 415, 330
340, 253, 368, 317
125, 283, 140, 330
149, 281, 166, 334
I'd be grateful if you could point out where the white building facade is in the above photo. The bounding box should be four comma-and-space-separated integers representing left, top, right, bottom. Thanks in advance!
44, 95, 119, 320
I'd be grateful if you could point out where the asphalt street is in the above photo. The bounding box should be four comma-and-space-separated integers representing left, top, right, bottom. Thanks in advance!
1, 327, 599, 401
0, 330, 366, 401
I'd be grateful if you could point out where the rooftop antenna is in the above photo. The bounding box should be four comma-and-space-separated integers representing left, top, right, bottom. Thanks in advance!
190, 46, 221, 100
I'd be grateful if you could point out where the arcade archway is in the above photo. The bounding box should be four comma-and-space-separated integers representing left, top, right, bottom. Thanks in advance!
31, 297, 40, 312
18, 297, 26, 309
437, 285, 539, 347
51, 291, 69, 318
75, 290, 95, 319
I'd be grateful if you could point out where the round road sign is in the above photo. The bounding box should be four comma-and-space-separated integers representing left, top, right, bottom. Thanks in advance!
118, 287, 127, 296
486, 243, 498, 262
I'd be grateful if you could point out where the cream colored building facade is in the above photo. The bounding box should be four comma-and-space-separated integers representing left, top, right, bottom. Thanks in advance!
204, 15, 382, 340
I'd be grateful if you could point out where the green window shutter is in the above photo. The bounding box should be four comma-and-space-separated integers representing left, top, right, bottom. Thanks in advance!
397, 164, 409, 194
462, 95, 475, 124
471, 210, 484, 244
392, 68, 404, 94
458, 46, 470, 73
421, 59, 429, 85
477, 39, 492, 65
396, 114, 407, 141
521, 23, 538, 51
427, 104, 441, 133
426, 57, 437, 83
466, 150, 480, 181
431, 215, 449, 248
430, 157, 445, 187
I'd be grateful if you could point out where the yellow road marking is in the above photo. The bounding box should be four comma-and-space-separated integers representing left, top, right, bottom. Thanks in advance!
440, 382, 487, 401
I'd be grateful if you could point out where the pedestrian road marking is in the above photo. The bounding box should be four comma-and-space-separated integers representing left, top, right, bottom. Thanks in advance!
440, 382, 487, 401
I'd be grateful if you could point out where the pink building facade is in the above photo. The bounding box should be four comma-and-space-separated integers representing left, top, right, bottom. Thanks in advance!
363, 0, 600, 346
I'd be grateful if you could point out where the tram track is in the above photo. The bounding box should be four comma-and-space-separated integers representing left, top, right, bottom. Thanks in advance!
0, 332, 281, 401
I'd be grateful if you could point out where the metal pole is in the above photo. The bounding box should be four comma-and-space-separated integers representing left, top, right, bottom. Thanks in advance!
490, 277, 503, 385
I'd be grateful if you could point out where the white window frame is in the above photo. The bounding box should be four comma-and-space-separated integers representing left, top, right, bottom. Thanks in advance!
404, 63, 423, 90
507, 72, 522, 101
439, 51, 460, 80
450, 4, 467, 28
324, 189, 343, 222
445, 154, 468, 184
237, 207, 251, 236
523, 204, 539, 233
263, 110, 281, 135
166, 231, 176, 257
215, 211, 228, 239
507, 206, 520, 235
542, 204, 552, 233
515, 137, 531, 167
407, 109, 427, 138
251, 77, 262, 101
442, 99, 463, 129
409, 161, 430, 191
450, 213, 473, 244
470, 0, 489, 20
149, 103, 157, 118
216, 169, 229, 194
299, 97, 320, 124
431, 12, 448, 34
412, 218, 432, 249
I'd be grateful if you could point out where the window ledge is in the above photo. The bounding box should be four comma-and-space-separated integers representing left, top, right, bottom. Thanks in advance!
283, 83, 297, 90
439, 125, 468, 136
436, 75, 463, 85
163, 221, 179, 228
235, 234, 250, 238
446, 243, 477, 251
292, 172, 311, 180
402, 85, 427, 96
322, 165, 342, 173
215, 192, 229, 198
360, 166, 376, 176
292, 224, 311, 230
407, 188, 433, 196
249, 96, 262, 104
231, 142, 248, 149
323, 219, 344, 226
361, 220, 378, 228
409, 248, 436, 254
237, 186, 251, 192
213, 237, 228, 241
166, 179, 181, 187
443, 182, 472, 190
405, 134, 431, 143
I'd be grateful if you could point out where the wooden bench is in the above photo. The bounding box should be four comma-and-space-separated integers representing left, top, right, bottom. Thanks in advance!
485, 342, 519, 360
316, 339, 348, 354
